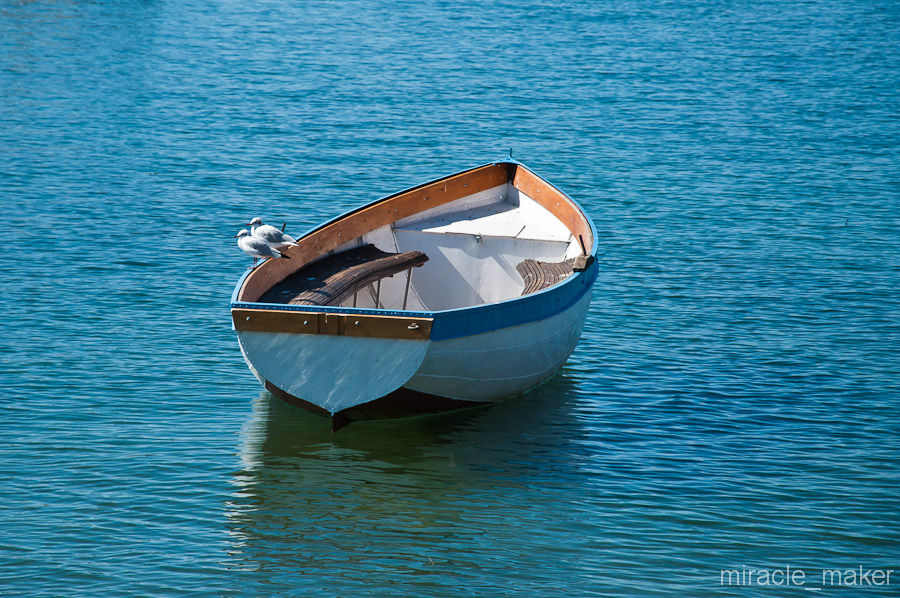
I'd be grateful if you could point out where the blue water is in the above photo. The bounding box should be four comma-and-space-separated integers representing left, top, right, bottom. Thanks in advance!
2, 0, 899, 595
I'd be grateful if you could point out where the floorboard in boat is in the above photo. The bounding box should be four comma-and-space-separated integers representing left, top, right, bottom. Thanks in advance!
517, 258, 575, 295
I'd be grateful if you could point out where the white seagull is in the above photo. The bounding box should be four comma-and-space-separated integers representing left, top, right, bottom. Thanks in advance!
234, 229, 290, 269
247, 217, 298, 251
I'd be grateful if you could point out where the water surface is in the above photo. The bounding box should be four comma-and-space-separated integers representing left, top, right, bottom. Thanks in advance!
1, 0, 898, 595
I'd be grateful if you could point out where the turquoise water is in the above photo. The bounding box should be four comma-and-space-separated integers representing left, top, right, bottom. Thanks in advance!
2, 0, 899, 595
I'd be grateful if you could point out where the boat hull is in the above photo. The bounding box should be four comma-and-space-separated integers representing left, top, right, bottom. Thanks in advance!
233, 265, 595, 420
230, 160, 599, 425
403, 291, 591, 402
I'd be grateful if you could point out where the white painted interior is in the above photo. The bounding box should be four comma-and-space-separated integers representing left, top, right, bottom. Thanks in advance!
393, 230, 568, 309
331, 224, 428, 310
357, 183, 578, 311
397, 183, 572, 243
393, 183, 510, 228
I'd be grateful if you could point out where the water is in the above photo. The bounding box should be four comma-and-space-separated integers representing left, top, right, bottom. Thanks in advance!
2, 0, 898, 595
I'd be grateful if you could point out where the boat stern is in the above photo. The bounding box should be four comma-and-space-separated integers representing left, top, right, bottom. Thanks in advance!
231, 306, 433, 414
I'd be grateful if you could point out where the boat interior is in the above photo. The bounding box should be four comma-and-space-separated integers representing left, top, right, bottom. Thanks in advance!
237, 162, 593, 312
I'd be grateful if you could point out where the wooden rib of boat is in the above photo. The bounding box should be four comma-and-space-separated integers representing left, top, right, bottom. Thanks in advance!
230, 160, 598, 429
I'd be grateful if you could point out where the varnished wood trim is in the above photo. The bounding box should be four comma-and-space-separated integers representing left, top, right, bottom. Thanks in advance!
318, 312, 343, 336
232, 308, 432, 340
232, 308, 319, 334
238, 163, 511, 302
342, 313, 431, 339
573, 254, 594, 272
511, 165, 593, 250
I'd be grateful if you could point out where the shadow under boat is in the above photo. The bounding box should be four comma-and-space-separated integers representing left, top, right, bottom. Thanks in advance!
264, 380, 491, 432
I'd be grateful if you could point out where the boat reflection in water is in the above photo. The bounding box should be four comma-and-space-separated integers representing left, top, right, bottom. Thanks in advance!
222, 373, 597, 593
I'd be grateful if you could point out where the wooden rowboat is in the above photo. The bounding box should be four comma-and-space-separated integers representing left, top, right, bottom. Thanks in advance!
230, 160, 598, 429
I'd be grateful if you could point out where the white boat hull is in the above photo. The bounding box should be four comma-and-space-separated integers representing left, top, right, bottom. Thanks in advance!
404, 292, 591, 402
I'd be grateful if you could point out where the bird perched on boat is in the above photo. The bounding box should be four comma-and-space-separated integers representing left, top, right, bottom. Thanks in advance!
234, 229, 290, 269
247, 217, 298, 251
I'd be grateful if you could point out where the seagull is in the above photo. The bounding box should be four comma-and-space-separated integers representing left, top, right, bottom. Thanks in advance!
234, 229, 290, 269
247, 217, 299, 251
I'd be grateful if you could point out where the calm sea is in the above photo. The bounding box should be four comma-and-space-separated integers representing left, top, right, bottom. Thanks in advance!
2, 0, 898, 595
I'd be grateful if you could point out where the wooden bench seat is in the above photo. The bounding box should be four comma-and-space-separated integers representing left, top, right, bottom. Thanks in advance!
259, 244, 429, 306
516, 258, 575, 295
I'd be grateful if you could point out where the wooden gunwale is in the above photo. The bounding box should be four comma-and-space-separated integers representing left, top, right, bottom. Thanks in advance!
512, 165, 593, 245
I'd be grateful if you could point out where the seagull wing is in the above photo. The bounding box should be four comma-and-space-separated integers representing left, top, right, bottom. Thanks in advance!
239, 235, 276, 258
254, 225, 282, 243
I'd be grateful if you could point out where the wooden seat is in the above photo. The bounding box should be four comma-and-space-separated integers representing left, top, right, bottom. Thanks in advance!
259, 244, 428, 306
516, 258, 575, 295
